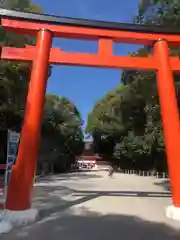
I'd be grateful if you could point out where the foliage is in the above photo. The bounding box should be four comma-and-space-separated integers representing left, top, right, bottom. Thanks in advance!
0, 0, 43, 132
39, 94, 84, 173
136, 0, 180, 26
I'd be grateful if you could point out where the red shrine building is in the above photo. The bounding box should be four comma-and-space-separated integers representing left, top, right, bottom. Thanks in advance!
78, 139, 101, 168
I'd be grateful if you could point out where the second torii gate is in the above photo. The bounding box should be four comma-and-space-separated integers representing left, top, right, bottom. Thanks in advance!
1, 8, 180, 221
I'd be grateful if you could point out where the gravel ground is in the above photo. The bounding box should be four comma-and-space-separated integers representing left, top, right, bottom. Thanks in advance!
1, 170, 180, 240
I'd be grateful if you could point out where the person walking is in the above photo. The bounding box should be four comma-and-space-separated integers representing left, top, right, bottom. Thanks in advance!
108, 165, 114, 178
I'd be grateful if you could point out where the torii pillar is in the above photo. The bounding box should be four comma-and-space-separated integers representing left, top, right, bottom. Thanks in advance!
154, 39, 180, 220
3, 29, 52, 224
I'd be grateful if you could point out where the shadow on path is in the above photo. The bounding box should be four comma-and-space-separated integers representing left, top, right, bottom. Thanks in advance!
31, 185, 171, 220
1, 209, 180, 240
72, 190, 171, 198
154, 180, 171, 191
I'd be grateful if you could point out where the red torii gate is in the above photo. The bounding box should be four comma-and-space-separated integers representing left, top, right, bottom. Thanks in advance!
1, 9, 180, 219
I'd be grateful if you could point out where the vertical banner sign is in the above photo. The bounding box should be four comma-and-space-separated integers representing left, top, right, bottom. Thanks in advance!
4, 130, 20, 208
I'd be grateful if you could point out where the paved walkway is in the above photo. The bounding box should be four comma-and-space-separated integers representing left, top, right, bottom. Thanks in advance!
1, 171, 180, 239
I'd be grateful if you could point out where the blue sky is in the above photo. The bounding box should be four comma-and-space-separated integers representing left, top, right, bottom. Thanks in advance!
36, 0, 141, 129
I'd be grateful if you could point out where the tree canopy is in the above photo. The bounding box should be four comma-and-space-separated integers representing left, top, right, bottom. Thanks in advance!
39, 94, 84, 173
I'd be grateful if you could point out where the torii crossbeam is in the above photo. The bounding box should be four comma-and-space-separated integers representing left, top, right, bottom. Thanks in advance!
1, 8, 180, 221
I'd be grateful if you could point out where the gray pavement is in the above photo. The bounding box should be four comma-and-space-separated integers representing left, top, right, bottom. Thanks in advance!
1, 170, 180, 239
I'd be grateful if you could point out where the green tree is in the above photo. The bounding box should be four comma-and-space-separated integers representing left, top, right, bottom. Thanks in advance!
38, 94, 84, 174
0, 1, 44, 165
136, 0, 180, 26
0, 0, 43, 132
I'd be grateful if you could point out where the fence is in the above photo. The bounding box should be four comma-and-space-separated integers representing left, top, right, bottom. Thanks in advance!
118, 169, 169, 179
